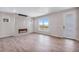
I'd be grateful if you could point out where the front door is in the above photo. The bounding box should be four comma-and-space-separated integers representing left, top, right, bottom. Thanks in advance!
63, 11, 77, 39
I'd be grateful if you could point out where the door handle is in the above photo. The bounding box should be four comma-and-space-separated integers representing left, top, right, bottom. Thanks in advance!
63, 26, 65, 29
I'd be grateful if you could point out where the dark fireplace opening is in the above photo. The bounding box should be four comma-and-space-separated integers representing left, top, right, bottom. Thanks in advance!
18, 28, 27, 33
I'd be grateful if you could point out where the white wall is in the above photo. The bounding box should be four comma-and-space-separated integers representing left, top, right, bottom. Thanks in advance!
15, 15, 33, 36
0, 12, 15, 38
34, 8, 78, 39
0, 12, 33, 38
34, 12, 63, 37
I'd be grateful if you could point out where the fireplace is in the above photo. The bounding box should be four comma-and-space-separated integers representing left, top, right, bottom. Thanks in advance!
18, 28, 27, 33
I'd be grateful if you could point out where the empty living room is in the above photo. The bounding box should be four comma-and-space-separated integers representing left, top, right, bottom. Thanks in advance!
0, 7, 79, 52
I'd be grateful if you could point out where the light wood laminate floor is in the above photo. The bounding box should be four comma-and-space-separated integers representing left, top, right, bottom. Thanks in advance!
0, 33, 79, 52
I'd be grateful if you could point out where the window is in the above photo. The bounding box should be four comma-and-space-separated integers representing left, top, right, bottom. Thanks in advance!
39, 17, 48, 31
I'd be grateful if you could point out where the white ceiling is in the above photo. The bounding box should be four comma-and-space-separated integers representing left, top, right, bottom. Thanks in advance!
0, 7, 72, 17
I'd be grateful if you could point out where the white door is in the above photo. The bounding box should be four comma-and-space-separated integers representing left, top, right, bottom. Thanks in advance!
63, 11, 77, 39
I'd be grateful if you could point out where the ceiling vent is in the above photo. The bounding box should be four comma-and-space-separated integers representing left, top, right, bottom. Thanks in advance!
18, 14, 28, 17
